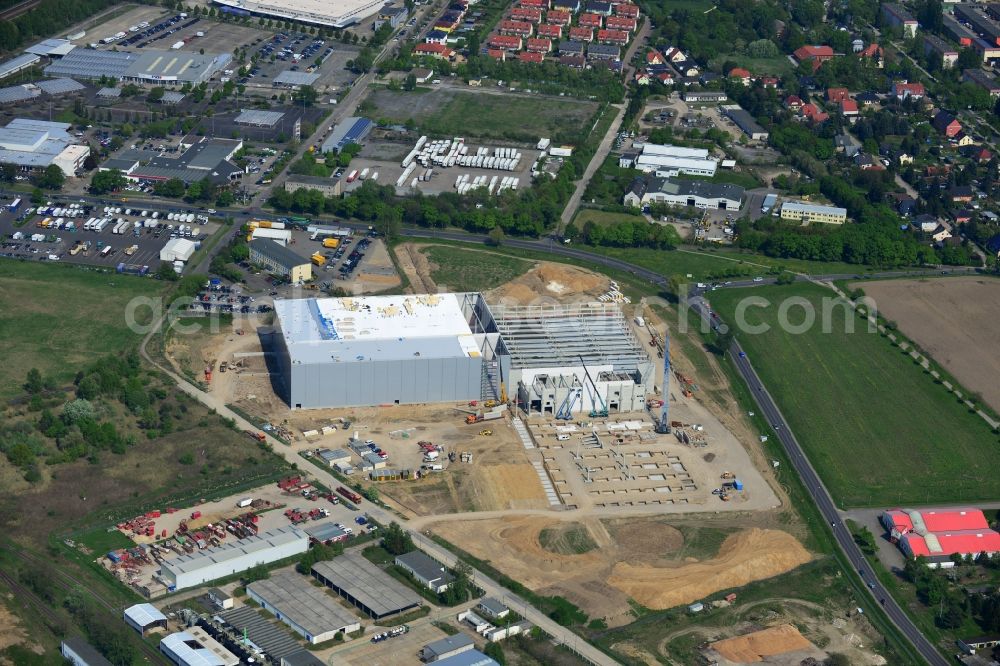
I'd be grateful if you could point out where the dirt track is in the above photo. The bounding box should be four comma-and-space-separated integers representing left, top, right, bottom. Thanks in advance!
857, 277, 1000, 412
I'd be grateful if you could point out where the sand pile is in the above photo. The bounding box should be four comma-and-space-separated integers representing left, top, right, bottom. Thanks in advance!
710, 624, 814, 663
607, 528, 810, 609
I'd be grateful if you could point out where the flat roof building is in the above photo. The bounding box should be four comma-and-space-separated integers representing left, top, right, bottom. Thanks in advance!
395, 550, 455, 593
0, 53, 41, 80
779, 201, 847, 224
25, 38, 76, 57
882, 508, 1000, 567
123, 603, 167, 635
160, 238, 197, 263
247, 572, 362, 643
218, 606, 303, 662
631, 153, 717, 178
436, 651, 501, 666
423, 634, 475, 662
61, 637, 114, 666
249, 238, 313, 283
118, 137, 243, 185
273, 70, 321, 88
273, 293, 505, 409
321, 116, 375, 153
45, 48, 229, 85
160, 628, 239, 666
624, 175, 744, 211
235, 109, 285, 127
882, 3, 917, 37
285, 174, 343, 198
963, 68, 1000, 96
722, 106, 769, 140
213, 0, 384, 28
312, 552, 423, 619
0, 118, 87, 175
160, 526, 309, 591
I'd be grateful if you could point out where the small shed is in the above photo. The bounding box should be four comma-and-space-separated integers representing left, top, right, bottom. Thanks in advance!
159, 238, 196, 263
411, 67, 433, 83
207, 587, 234, 610
123, 603, 167, 635
688, 602, 704, 613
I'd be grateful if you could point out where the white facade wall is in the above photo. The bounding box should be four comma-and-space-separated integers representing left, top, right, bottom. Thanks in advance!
160, 530, 309, 590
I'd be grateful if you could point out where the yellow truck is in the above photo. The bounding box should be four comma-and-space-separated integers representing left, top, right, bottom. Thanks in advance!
311, 253, 326, 266
322, 237, 339, 249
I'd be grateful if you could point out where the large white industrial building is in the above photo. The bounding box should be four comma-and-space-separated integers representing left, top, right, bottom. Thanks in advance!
272, 293, 656, 415
212, 0, 385, 27
247, 572, 362, 643
619, 143, 718, 178
159, 527, 308, 591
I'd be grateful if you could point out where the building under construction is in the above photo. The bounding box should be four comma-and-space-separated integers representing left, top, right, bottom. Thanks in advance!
491, 302, 654, 417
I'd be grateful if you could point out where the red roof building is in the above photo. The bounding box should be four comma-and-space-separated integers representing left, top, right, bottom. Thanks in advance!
579, 12, 603, 27
892, 81, 926, 100
486, 48, 506, 60
760, 76, 779, 88
569, 26, 594, 41
511, 7, 543, 22
537, 23, 563, 37
655, 71, 674, 85
518, 50, 545, 63
614, 3, 639, 17
546, 9, 571, 24
860, 43, 884, 66
520, 0, 548, 7
883, 508, 1000, 565
606, 15, 636, 31
784, 95, 803, 110
414, 43, 455, 59
489, 34, 523, 50
526, 37, 552, 52
932, 110, 963, 138
882, 508, 990, 538
793, 45, 835, 70
826, 87, 849, 102
500, 20, 533, 37
596, 28, 628, 44
800, 103, 829, 123
646, 49, 664, 65
840, 99, 859, 116
729, 67, 752, 84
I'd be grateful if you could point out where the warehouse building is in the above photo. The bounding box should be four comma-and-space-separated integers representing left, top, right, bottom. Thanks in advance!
159, 526, 309, 591
316, 448, 352, 467
963, 68, 1000, 96
235, 109, 285, 127
24, 38, 76, 57
955, 4, 1000, 47
286, 174, 343, 197
160, 628, 239, 666
123, 603, 167, 635
160, 238, 197, 263
218, 606, 304, 662
0, 53, 41, 80
61, 637, 113, 666
251, 226, 293, 246
722, 106, 769, 140
249, 238, 313, 283
45, 48, 230, 85
395, 550, 455, 593
213, 0, 384, 27
779, 201, 847, 224
625, 151, 718, 177
272, 293, 507, 409
247, 572, 362, 643
312, 552, 423, 618
321, 116, 375, 154
882, 508, 1000, 567
0, 118, 88, 176
423, 634, 475, 662
119, 137, 242, 185
435, 650, 501, 666
623, 175, 743, 211
492, 302, 654, 417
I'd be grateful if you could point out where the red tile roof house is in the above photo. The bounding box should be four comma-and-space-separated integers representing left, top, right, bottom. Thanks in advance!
784, 95, 804, 110
596, 28, 628, 44
526, 37, 551, 52
546, 9, 571, 24
882, 508, 1000, 567
606, 15, 636, 31
569, 26, 594, 41
655, 71, 674, 85
579, 12, 603, 27
932, 110, 962, 138
760, 76, 779, 88
500, 20, 534, 37
826, 87, 849, 102
635, 71, 650, 85
537, 23, 563, 38
488, 35, 523, 51
613, 2, 639, 18
892, 81, 925, 100
840, 99, 859, 116
486, 48, 506, 60
518, 50, 545, 63
511, 7, 543, 22
793, 45, 835, 71
800, 103, 829, 123
414, 43, 455, 59
646, 49, 664, 65
520, 0, 548, 7
729, 67, 752, 85
860, 43, 884, 67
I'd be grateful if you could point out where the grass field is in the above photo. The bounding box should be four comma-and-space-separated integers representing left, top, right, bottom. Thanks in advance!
709, 283, 1000, 507
573, 209, 646, 228
539, 525, 598, 555
370, 89, 599, 142
0, 261, 164, 398
423, 245, 532, 291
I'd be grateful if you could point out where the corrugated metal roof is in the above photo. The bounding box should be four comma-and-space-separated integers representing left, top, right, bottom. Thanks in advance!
36, 78, 85, 94
160, 632, 226, 666
124, 603, 166, 627
0, 53, 41, 78
44, 49, 137, 80
25, 39, 76, 56
218, 606, 303, 660
274, 70, 320, 86
235, 109, 285, 126
247, 572, 360, 635
0, 85, 40, 104
312, 552, 422, 617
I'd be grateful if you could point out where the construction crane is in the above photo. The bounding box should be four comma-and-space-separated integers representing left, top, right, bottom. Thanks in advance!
579, 356, 609, 418
655, 331, 671, 434
556, 387, 582, 420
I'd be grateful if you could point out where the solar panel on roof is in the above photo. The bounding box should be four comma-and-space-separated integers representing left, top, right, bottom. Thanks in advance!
235, 109, 284, 126
36, 78, 85, 94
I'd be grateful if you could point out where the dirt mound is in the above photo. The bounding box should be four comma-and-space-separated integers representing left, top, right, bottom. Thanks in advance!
490, 262, 608, 305
710, 624, 814, 663
607, 529, 810, 609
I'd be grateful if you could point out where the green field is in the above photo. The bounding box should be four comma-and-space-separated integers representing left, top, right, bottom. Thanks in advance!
0, 261, 164, 397
371, 89, 600, 142
709, 283, 1000, 507
573, 209, 646, 228
423, 245, 532, 291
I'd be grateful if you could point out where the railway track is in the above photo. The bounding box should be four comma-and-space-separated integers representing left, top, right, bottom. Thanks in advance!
0, 0, 43, 22
0, 565, 65, 627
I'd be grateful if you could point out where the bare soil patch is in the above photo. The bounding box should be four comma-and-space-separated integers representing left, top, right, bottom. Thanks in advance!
607, 528, 811, 610
857, 277, 1000, 412
489, 262, 608, 306
0, 599, 40, 658
709, 624, 814, 663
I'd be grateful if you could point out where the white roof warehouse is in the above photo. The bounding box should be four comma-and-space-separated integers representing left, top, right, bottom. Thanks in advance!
247, 572, 361, 643
0, 118, 88, 175
45, 48, 231, 85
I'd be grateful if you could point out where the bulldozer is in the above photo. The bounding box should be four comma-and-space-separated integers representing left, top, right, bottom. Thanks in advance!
479, 429, 493, 437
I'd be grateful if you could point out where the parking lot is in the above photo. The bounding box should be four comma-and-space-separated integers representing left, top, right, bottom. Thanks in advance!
0, 202, 222, 271
244, 31, 361, 94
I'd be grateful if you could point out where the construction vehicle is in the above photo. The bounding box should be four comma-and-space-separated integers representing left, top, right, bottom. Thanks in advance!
465, 410, 503, 424
483, 399, 497, 408
220, 361, 228, 372
654, 332, 671, 434
204, 366, 212, 382
721, 471, 735, 479
579, 356, 609, 418
556, 386, 582, 420
322, 237, 339, 249
311, 252, 326, 266
245, 430, 266, 442
479, 429, 493, 436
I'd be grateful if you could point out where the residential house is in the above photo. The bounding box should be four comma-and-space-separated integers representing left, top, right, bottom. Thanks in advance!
856, 91, 879, 106
635, 71, 650, 85
579, 12, 603, 27
569, 26, 593, 41
518, 51, 544, 63
560, 54, 585, 68
615, 2, 639, 17
784, 95, 804, 110
950, 185, 974, 203
826, 87, 849, 102
954, 131, 976, 147
882, 3, 918, 38
526, 37, 551, 52
963, 145, 993, 162
852, 38, 864, 53
729, 67, 752, 85
488, 35, 522, 51
840, 99, 859, 117
606, 15, 636, 31
986, 233, 1000, 257
486, 48, 506, 60
800, 103, 829, 123
932, 224, 953, 242
953, 210, 973, 224
546, 9, 571, 24
537, 23, 563, 38
596, 28, 628, 44
893, 193, 916, 216
760, 76, 779, 88
834, 133, 860, 156
932, 110, 962, 138
892, 81, 925, 100
664, 47, 687, 63
923, 34, 959, 69
646, 50, 664, 66
414, 43, 455, 59
892, 149, 914, 165
588, 43, 621, 60
793, 45, 835, 70
860, 43, 884, 67
558, 39, 585, 56
854, 153, 884, 170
